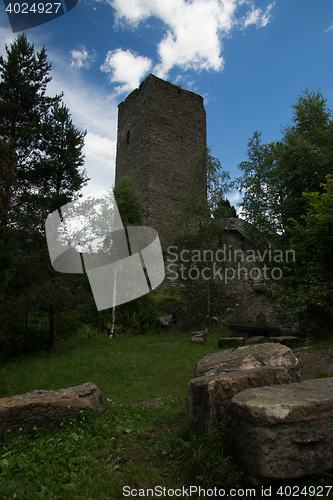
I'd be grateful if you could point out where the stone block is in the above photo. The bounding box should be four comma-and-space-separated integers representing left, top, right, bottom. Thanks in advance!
218, 337, 245, 347
190, 336, 205, 344
226, 378, 333, 480
189, 366, 291, 434
193, 343, 300, 381
0, 383, 104, 432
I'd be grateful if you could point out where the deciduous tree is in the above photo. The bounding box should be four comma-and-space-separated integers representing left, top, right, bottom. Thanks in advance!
237, 89, 333, 248
281, 176, 333, 334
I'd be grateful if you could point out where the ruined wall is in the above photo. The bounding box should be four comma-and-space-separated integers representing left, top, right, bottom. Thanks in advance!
115, 76, 282, 324
115, 74, 206, 247
163, 220, 282, 324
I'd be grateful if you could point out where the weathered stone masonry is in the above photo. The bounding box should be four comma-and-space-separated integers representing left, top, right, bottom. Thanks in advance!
115, 74, 206, 247
115, 74, 282, 323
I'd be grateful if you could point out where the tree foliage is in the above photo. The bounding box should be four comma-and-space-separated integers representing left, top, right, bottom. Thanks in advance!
0, 138, 16, 227
281, 176, 333, 334
213, 198, 238, 218
113, 175, 144, 226
182, 145, 232, 222
176, 146, 232, 330
237, 88, 333, 248
0, 33, 62, 180
0, 34, 90, 357
238, 88, 333, 334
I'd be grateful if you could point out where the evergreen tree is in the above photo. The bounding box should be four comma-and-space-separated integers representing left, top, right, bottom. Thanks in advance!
20, 102, 88, 231
0, 137, 16, 227
213, 198, 238, 219
0, 33, 62, 184
0, 34, 90, 356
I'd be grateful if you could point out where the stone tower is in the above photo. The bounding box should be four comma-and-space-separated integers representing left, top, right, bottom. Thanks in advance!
115, 74, 206, 247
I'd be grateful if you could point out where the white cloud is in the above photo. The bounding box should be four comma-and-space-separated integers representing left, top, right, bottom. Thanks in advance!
100, 48, 152, 93
70, 45, 95, 69
82, 133, 116, 195
227, 190, 244, 216
155, 0, 231, 78
243, 1, 275, 28
227, 191, 241, 204
325, 23, 333, 33
45, 50, 118, 195
104, 0, 275, 83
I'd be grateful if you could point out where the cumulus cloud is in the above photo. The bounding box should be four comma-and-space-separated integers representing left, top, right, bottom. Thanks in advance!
70, 45, 95, 69
100, 48, 152, 93
104, 0, 275, 85
154, 0, 232, 78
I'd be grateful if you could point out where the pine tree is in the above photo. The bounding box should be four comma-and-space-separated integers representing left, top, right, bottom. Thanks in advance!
0, 33, 62, 180
0, 138, 16, 227
0, 34, 90, 355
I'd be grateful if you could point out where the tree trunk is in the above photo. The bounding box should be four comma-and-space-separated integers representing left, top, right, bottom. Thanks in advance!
49, 305, 56, 351
109, 306, 116, 338
25, 310, 29, 336
205, 279, 210, 333
109, 266, 117, 338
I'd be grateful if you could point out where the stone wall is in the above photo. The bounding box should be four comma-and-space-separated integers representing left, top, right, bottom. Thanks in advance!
115, 76, 282, 323
115, 74, 206, 247
163, 219, 282, 324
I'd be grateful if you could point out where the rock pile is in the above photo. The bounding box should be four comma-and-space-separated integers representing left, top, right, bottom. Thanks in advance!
190, 344, 333, 482
189, 343, 300, 434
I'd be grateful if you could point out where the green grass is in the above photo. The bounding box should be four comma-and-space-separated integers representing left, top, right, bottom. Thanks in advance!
0, 328, 227, 403
2, 328, 333, 499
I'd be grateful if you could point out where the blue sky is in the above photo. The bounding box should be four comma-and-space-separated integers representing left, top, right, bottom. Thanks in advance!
1, 0, 332, 213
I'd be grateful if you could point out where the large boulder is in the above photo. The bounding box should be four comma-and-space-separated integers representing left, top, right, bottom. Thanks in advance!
193, 343, 300, 381
189, 343, 300, 433
226, 378, 333, 481
0, 382, 104, 432
189, 366, 291, 434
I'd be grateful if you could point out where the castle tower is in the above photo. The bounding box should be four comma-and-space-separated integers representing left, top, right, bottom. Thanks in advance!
115, 74, 206, 247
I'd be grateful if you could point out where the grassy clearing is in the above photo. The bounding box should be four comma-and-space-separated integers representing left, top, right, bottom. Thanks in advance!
1, 329, 333, 499
0, 328, 228, 403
